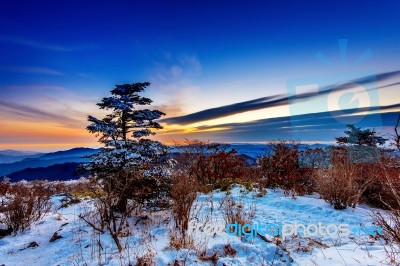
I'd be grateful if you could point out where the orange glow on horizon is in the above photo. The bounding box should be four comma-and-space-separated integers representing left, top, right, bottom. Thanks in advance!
0, 142, 100, 152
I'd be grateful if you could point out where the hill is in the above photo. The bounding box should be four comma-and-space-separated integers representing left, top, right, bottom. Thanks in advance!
0, 148, 98, 178
7, 162, 88, 182
0, 150, 43, 164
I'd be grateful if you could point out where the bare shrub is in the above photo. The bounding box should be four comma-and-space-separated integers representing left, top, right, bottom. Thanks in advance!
258, 141, 313, 195
359, 152, 400, 209
0, 182, 52, 233
375, 210, 400, 264
168, 230, 195, 250
370, 115, 400, 264
0, 177, 11, 197
373, 160, 400, 264
175, 140, 250, 189
220, 194, 256, 227
66, 178, 94, 198
313, 150, 374, 210
368, 143, 400, 262
135, 255, 154, 266
79, 177, 136, 252
0, 178, 11, 212
78, 166, 170, 255
170, 171, 198, 248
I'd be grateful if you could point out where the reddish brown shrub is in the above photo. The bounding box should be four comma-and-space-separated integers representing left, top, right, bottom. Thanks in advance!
258, 141, 313, 194
175, 140, 251, 189
362, 153, 400, 209
0, 182, 52, 233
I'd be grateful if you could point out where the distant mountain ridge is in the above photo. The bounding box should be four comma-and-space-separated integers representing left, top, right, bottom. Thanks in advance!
7, 162, 88, 182
1, 144, 331, 182
0, 150, 41, 156
38, 147, 98, 160
0, 148, 99, 178
0, 150, 43, 164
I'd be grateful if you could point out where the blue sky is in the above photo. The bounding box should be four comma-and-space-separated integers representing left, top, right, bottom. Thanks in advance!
0, 0, 400, 150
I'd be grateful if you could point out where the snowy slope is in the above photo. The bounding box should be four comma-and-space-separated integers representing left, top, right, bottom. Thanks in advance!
0, 187, 390, 266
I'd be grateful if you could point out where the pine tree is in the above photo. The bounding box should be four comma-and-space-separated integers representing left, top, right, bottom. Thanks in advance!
335, 124, 388, 164
84, 82, 170, 212
335, 124, 387, 147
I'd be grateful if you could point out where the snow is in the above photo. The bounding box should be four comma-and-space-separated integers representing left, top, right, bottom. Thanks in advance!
0, 187, 391, 266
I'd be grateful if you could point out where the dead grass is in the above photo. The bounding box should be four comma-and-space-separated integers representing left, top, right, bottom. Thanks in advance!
220, 194, 256, 228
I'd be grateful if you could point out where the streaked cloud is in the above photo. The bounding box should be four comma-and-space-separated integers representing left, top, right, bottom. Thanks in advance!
0, 84, 66, 92
0, 66, 64, 75
0, 35, 95, 52
161, 70, 400, 125
157, 104, 400, 143
0, 100, 82, 127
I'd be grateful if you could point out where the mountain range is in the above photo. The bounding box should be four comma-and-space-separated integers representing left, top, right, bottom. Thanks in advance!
0, 148, 98, 182
0, 144, 329, 182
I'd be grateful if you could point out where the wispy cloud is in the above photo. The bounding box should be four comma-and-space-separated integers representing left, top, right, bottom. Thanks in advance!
0, 84, 99, 110
161, 70, 400, 125
0, 66, 65, 75
0, 85, 67, 94
0, 100, 82, 127
179, 55, 202, 75
151, 54, 202, 82
148, 53, 203, 117
0, 35, 95, 52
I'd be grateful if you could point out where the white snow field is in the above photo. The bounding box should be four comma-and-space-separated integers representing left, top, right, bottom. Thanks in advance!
0, 186, 390, 266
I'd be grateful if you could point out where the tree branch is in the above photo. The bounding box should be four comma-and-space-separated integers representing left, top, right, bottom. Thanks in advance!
395, 114, 400, 150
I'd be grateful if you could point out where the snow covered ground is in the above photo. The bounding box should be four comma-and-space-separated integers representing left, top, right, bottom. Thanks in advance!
0, 186, 390, 266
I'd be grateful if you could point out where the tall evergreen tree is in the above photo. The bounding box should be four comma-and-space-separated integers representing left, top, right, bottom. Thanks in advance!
84, 82, 170, 212
335, 124, 387, 147
335, 124, 388, 164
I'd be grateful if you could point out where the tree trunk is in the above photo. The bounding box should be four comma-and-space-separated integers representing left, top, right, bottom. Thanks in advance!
115, 196, 127, 213
111, 233, 123, 252
121, 111, 127, 141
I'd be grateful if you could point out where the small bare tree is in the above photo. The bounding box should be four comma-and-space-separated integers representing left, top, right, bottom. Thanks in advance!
395, 114, 400, 151
79, 174, 137, 252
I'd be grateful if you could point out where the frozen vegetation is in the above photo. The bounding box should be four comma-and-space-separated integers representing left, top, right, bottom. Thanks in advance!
0, 184, 391, 266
